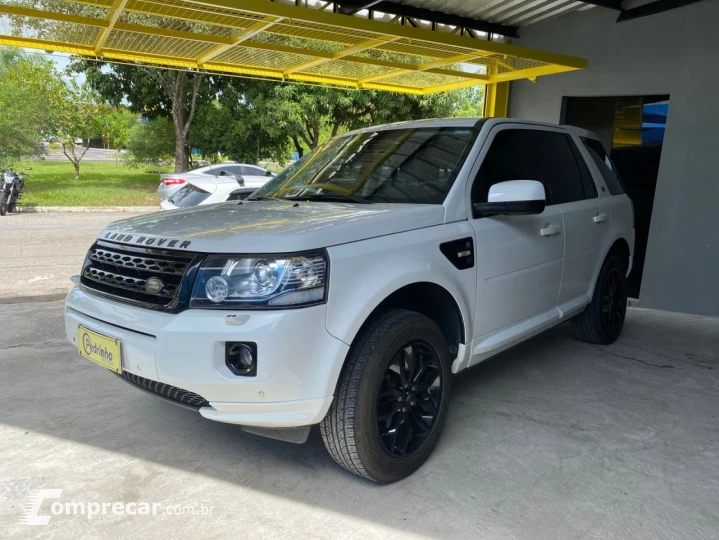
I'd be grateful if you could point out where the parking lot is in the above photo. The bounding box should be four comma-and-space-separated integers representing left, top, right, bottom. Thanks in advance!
1, 212, 718, 539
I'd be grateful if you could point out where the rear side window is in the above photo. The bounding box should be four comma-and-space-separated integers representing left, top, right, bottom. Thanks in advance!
529, 130, 587, 204
242, 166, 265, 176
581, 137, 625, 195
472, 129, 548, 204
227, 189, 253, 201
168, 184, 211, 207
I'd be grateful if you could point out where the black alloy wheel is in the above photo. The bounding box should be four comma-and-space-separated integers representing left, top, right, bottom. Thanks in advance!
377, 340, 442, 457
602, 267, 626, 332
572, 253, 628, 345
320, 309, 452, 483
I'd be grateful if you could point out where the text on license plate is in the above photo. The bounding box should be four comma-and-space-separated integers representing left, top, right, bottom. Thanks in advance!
77, 325, 122, 373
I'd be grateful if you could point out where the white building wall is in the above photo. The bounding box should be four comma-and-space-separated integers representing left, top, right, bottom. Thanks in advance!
509, 1, 719, 316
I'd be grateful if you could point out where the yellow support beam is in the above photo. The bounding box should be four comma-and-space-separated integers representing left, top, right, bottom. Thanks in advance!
0, 0, 586, 95
487, 64, 579, 83
360, 51, 493, 85
0, 5, 104, 27
197, 16, 283, 66
94, 0, 129, 54
284, 35, 398, 76
483, 82, 509, 117
195, 0, 588, 68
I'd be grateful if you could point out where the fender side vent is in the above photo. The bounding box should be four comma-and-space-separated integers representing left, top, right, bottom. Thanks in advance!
440, 238, 474, 270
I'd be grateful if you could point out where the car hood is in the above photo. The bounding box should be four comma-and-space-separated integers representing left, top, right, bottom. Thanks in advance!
99, 200, 445, 253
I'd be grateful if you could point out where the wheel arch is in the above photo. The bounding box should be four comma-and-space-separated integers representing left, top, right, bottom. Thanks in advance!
588, 236, 632, 300
607, 237, 631, 272
349, 282, 467, 360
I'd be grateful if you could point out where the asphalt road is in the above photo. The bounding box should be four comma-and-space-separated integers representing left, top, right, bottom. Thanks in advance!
0, 212, 148, 302
43, 147, 122, 162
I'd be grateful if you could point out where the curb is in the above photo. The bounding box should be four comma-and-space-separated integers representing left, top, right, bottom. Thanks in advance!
17, 206, 159, 213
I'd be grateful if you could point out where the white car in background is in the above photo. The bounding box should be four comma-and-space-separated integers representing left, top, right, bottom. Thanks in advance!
160, 176, 268, 211
157, 163, 275, 202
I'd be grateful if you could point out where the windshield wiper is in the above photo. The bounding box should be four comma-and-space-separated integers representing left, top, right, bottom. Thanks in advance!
246, 195, 278, 201
282, 193, 373, 204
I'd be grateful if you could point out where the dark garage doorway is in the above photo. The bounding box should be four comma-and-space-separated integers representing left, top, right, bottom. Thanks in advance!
561, 95, 669, 298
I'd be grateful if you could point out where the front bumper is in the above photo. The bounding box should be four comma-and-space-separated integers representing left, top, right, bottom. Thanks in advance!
65, 286, 349, 427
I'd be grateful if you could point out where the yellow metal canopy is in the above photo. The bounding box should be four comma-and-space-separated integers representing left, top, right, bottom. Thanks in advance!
0, 0, 587, 95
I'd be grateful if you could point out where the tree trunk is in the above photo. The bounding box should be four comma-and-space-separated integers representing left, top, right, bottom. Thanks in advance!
312, 121, 320, 149
292, 137, 304, 158
174, 128, 188, 173
172, 72, 189, 173
73, 161, 80, 181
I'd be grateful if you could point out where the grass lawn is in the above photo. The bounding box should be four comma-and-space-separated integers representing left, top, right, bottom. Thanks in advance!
17, 160, 172, 207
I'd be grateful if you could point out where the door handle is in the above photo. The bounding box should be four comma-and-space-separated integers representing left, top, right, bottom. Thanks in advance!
540, 223, 561, 237
593, 213, 609, 223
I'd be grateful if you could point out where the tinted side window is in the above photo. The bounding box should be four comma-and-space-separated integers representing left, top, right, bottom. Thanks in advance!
241, 166, 265, 176
472, 129, 547, 204
530, 130, 586, 204
218, 165, 243, 177
570, 139, 598, 198
581, 137, 625, 195
227, 190, 253, 201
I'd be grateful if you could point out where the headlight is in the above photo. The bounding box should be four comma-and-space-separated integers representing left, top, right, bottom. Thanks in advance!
190, 251, 328, 309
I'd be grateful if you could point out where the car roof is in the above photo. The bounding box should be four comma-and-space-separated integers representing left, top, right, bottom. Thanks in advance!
344, 117, 483, 137
341, 117, 599, 141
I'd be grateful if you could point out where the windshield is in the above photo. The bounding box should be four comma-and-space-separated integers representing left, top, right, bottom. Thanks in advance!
253, 127, 477, 205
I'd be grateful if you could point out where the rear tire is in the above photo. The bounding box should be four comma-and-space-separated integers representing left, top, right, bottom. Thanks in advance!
0, 192, 8, 216
572, 254, 628, 344
320, 309, 452, 483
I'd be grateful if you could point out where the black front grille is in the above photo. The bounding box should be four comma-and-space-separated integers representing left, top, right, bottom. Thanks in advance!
80, 241, 199, 311
122, 372, 210, 409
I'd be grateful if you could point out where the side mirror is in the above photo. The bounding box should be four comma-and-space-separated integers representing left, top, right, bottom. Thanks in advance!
235, 174, 245, 186
473, 180, 546, 218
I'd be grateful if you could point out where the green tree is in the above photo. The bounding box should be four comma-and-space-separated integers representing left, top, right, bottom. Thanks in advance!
0, 50, 64, 168
71, 62, 215, 173
192, 87, 289, 165
100, 109, 137, 162
126, 117, 176, 168
242, 82, 483, 157
55, 82, 107, 180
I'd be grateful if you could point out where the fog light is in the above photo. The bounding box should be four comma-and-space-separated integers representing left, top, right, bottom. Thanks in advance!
226, 342, 257, 376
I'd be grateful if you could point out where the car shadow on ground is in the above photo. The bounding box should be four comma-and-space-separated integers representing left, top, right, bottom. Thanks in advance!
2, 303, 718, 538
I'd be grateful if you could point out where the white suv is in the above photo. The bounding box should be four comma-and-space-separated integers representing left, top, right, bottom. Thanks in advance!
65, 118, 633, 483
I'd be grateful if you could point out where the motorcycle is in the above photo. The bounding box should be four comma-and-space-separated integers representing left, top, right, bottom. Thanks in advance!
0, 167, 30, 216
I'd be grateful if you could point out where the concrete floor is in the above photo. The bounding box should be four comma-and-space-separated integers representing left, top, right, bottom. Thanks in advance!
0, 212, 148, 302
1, 298, 717, 539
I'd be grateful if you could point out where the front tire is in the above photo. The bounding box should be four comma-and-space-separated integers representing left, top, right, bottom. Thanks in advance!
572, 254, 628, 344
320, 309, 452, 483
0, 192, 8, 216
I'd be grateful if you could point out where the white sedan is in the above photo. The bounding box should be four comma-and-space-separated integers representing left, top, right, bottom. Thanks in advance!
159, 175, 268, 211
157, 163, 275, 202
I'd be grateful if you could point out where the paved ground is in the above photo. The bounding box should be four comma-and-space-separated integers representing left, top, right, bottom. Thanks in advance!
43, 147, 122, 162
0, 212, 147, 302
0, 298, 717, 539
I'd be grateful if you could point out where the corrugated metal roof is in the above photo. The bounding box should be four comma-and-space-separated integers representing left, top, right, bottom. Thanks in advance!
385, 0, 595, 27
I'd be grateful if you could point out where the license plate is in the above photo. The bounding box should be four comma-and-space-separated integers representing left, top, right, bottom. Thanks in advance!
77, 326, 122, 374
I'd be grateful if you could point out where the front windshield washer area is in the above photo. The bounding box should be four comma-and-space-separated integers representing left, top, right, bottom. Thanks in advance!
252, 127, 478, 205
